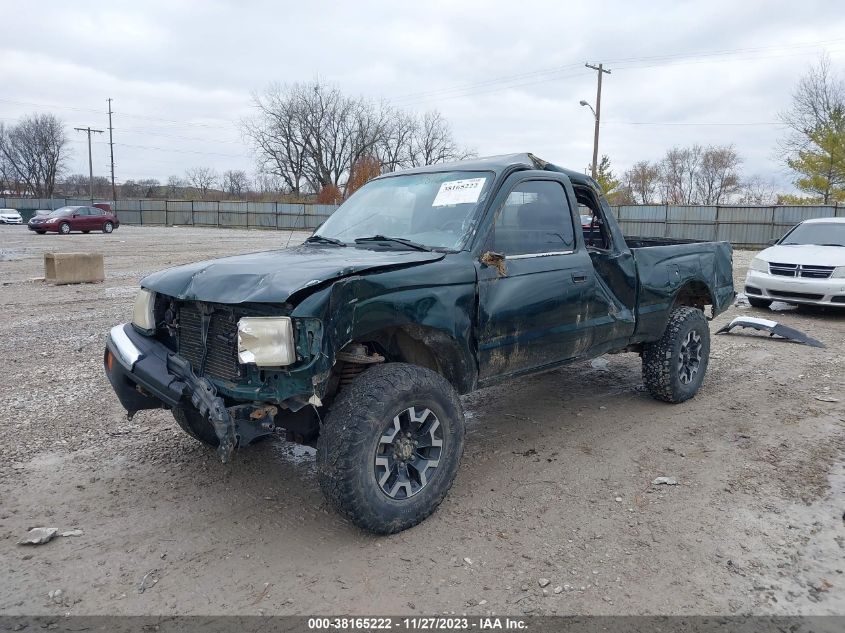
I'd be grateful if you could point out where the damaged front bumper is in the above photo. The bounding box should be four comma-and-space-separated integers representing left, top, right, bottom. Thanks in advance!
104, 324, 298, 463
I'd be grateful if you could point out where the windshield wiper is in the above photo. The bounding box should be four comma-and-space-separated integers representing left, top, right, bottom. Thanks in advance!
305, 235, 346, 247
819, 243, 844, 247
354, 235, 432, 251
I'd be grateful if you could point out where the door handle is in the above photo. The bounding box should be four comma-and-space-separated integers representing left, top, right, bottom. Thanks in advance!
572, 271, 588, 284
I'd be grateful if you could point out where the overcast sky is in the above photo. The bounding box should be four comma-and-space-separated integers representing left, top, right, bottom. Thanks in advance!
2, 0, 844, 192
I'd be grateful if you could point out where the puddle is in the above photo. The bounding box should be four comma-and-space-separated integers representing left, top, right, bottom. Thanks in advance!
270, 438, 316, 468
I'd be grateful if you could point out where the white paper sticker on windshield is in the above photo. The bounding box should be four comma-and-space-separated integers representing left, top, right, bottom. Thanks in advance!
432, 178, 486, 207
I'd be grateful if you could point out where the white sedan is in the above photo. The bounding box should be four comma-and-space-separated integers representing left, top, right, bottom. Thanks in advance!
0, 208, 23, 224
745, 217, 845, 308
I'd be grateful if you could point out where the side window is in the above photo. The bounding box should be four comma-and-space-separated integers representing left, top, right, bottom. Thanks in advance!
90, 207, 104, 216
493, 180, 575, 256
77, 208, 90, 216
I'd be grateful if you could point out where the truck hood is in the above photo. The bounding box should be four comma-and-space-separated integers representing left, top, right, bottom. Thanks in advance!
141, 244, 445, 304
758, 244, 845, 267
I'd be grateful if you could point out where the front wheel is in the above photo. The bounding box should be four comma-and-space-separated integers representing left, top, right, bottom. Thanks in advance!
642, 306, 710, 403
103, 221, 113, 234
317, 363, 465, 534
59, 222, 71, 235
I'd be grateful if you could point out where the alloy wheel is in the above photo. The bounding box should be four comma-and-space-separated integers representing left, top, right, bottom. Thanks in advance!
374, 406, 444, 499
678, 330, 703, 385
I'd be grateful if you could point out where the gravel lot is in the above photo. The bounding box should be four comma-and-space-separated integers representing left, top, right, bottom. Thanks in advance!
1, 224, 843, 616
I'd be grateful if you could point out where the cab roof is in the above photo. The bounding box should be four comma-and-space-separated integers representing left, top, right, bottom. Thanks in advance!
388, 153, 599, 190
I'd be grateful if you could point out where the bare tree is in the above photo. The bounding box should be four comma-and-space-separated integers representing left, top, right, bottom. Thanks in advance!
738, 176, 779, 205
222, 169, 250, 198
166, 175, 184, 197
242, 84, 309, 195
779, 55, 845, 203
623, 160, 661, 204
696, 145, 742, 204
242, 82, 472, 196
62, 174, 90, 197
410, 111, 473, 166
780, 54, 845, 150
377, 109, 418, 171
185, 167, 218, 199
0, 113, 69, 197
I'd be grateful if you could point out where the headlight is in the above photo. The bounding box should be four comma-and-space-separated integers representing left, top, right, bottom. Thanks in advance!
47, 217, 59, 223
833, 266, 845, 279
749, 258, 768, 273
237, 317, 295, 367
131, 289, 156, 333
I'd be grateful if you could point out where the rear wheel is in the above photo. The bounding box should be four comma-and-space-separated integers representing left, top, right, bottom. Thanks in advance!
59, 222, 70, 235
103, 221, 113, 234
642, 306, 710, 403
172, 406, 219, 447
317, 363, 465, 534
748, 297, 772, 309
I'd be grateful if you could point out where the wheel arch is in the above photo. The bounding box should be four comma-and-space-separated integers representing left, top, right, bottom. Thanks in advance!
672, 278, 715, 312
344, 324, 476, 395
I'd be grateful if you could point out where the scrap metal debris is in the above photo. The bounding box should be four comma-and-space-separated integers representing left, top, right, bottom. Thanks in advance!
716, 316, 825, 348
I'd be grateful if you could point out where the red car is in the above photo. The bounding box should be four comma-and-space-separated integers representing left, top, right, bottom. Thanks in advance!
28, 205, 120, 235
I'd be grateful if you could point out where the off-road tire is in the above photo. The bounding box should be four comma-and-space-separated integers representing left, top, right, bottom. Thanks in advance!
748, 297, 772, 309
59, 222, 70, 235
317, 363, 465, 534
172, 406, 219, 447
103, 221, 113, 234
642, 306, 710, 403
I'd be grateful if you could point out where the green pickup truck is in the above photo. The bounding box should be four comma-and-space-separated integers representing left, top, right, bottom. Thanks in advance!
104, 153, 734, 533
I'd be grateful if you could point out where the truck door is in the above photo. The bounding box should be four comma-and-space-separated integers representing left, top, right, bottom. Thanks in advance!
475, 175, 596, 381
574, 185, 637, 349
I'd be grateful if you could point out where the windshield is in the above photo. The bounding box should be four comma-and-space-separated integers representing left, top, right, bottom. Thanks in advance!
781, 222, 845, 247
48, 207, 76, 218
313, 171, 493, 250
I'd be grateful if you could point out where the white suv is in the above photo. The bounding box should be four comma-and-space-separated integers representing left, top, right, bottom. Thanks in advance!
745, 217, 845, 308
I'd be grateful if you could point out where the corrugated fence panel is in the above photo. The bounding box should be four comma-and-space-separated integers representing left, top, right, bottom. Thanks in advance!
774, 206, 836, 226
247, 202, 277, 228
164, 200, 192, 225
191, 201, 218, 226
140, 200, 166, 225
616, 205, 666, 221
219, 201, 248, 227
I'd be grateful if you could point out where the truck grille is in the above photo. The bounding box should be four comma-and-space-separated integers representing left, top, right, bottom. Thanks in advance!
768, 262, 835, 279
177, 303, 242, 382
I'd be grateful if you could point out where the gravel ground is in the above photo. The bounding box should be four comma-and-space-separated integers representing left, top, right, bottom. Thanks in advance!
0, 224, 843, 616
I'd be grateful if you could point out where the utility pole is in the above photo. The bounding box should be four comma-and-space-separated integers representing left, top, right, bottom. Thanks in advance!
74, 126, 104, 202
585, 62, 611, 179
107, 98, 116, 202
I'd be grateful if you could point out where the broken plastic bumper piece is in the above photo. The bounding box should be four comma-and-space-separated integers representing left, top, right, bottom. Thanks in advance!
715, 316, 825, 348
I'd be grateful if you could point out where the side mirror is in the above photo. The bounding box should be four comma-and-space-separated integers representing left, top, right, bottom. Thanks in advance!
480, 251, 507, 276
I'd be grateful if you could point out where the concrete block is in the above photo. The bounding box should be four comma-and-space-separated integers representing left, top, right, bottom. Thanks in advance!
44, 252, 105, 285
